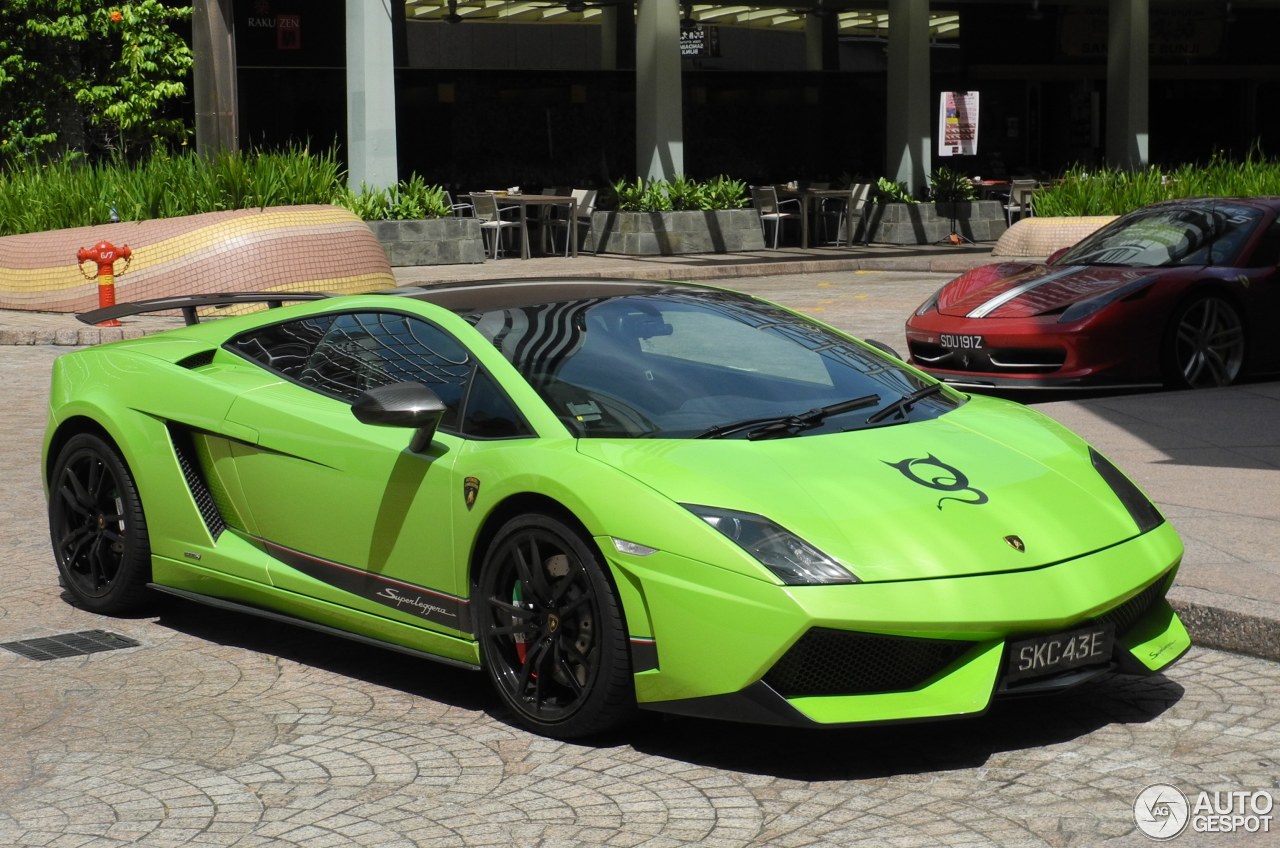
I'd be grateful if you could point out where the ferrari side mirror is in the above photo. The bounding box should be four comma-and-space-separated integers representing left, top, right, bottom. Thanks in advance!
352, 382, 446, 453
864, 338, 902, 360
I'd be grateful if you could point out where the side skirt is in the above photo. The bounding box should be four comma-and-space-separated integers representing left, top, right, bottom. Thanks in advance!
148, 583, 481, 672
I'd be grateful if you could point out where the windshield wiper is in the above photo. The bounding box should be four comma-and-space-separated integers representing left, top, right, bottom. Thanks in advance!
696, 394, 881, 440
866, 383, 945, 424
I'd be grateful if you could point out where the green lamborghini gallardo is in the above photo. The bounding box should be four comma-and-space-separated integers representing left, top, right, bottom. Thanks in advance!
43, 279, 1189, 738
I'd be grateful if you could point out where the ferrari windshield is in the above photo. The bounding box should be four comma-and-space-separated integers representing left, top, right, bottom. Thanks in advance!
466, 289, 960, 438
1053, 202, 1264, 268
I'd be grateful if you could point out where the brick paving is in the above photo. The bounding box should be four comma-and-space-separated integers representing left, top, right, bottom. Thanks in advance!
3, 253, 1279, 846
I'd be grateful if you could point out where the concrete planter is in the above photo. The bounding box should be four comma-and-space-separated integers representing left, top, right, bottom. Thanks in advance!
592, 208, 766, 255
863, 200, 1008, 245
367, 217, 486, 266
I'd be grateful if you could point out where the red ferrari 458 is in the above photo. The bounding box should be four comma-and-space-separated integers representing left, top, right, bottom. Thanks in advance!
905, 197, 1280, 389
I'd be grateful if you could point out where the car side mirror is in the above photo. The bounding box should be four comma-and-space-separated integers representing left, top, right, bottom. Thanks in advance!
1045, 247, 1070, 264
352, 382, 446, 453
864, 338, 902, 360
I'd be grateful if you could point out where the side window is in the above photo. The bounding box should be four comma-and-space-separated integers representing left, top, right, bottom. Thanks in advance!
296, 312, 473, 420
1247, 221, 1280, 268
461, 370, 531, 439
227, 314, 336, 378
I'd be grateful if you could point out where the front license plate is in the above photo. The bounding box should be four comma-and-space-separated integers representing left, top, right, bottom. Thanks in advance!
1006, 624, 1114, 682
939, 333, 983, 350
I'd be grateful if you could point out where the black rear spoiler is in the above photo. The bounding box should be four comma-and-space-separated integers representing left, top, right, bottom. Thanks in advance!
77, 292, 332, 326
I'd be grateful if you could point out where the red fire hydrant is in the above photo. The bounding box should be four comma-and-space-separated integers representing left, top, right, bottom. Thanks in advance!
77, 240, 131, 327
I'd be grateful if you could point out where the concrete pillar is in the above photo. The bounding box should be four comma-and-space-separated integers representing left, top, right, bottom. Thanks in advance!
1106, 0, 1149, 169
192, 0, 238, 156
635, 0, 683, 180
885, 0, 931, 197
804, 13, 838, 72
346, 0, 399, 189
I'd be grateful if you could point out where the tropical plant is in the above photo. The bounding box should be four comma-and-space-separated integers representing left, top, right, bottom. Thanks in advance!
610, 175, 748, 212
0, 1, 194, 167
928, 166, 978, 204
872, 177, 916, 204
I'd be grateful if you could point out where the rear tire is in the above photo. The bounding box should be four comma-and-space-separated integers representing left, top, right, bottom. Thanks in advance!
48, 433, 152, 614
1163, 294, 1245, 388
476, 512, 635, 738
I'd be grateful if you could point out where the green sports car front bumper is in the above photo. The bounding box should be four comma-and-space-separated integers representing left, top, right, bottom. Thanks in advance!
609, 521, 1187, 727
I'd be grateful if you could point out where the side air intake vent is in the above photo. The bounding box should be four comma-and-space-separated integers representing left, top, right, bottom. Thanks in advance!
168, 426, 228, 538
177, 349, 217, 369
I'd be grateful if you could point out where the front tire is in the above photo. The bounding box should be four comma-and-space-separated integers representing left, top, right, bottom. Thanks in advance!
476, 513, 635, 738
48, 433, 152, 614
1163, 294, 1246, 388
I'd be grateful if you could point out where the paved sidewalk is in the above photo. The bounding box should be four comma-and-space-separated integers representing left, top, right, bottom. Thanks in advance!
3, 243, 1277, 663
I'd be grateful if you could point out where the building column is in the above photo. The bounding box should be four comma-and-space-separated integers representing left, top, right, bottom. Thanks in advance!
635, 0, 683, 180
346, 0, 399, 189
1106, 0, 1149, 169
804, 12, 838, 71
885, 0, 931, 196
192, 0, 238, 156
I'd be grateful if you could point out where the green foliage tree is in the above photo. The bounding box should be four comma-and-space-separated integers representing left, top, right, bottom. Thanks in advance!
0, 1, 193, 168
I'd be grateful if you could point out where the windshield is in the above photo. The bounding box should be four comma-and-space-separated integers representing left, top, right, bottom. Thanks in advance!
1054, 202, 1263, 268
466, 289, 960, 438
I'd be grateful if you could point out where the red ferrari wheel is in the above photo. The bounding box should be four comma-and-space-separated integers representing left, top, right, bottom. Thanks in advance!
1163, 294, 1245, 389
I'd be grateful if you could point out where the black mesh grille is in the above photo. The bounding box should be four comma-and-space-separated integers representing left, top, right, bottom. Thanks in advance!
1, 630, 140, 661
168, 426, 227, 538
764, 629, 973, 697
177, 349, 216, 369
1093, 573, 1169, 635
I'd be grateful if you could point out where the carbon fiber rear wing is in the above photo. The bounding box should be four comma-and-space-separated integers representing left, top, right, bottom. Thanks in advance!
77, 292, 332, 327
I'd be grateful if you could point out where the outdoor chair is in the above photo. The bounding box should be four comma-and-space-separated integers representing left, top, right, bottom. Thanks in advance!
471, 192, 521, 259
824, 183, 874, 246
751, 185, 800, 249
543, 188, 598, 255
444, 191, 473, 217
1003, 179, 1038, 226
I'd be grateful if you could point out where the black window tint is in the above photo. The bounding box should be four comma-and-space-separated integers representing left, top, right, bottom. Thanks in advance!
1247, 221, 1280, 268
296, 312, 473, 426
227, 315, 336, 378
462, 369, 531, 439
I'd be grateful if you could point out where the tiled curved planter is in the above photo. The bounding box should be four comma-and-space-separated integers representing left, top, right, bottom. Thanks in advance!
991, 216, 1117, 257
0, 205, 396, 313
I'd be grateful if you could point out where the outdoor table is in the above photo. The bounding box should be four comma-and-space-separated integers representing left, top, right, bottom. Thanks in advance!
974, 179, 1010, 200
777, 186, 860, 248
472, 193, 578, 259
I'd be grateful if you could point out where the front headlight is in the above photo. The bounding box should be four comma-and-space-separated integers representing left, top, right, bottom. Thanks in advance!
1057, 277, 1154, 323
914, 287, 942, 316
1089, 447, 1164, 534
682, 504, 859, 585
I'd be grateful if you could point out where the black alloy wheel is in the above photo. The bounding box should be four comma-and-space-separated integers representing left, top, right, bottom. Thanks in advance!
1165, 294, 1246, 388
476, 513, 634, 738
48, 433, 152, 614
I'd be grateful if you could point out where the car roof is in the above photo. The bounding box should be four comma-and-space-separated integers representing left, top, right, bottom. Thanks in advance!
382, 277, 710, 313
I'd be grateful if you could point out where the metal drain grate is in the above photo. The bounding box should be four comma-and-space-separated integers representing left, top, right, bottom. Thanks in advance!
1, 630, 140, 661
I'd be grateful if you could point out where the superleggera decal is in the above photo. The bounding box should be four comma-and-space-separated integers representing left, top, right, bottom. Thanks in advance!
885, 454, 989, 510
261, 539, 472, 633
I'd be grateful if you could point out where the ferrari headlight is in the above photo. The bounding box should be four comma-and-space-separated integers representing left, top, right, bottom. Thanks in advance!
1089, 448, 1164, 534
914, 287, 942, 316
682, 505, 859, 585
1057, 277, 1154, 323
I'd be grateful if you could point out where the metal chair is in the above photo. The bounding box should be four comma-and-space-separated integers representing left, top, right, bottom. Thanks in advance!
444, 191, 473, 217
751, 185, 800, 249
544, 188, 598, 255
470, 192, 521, 259
1003, 179, 1038, 225
826, 183, 874, 247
